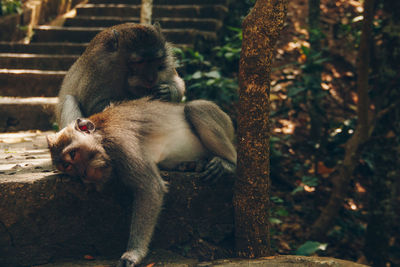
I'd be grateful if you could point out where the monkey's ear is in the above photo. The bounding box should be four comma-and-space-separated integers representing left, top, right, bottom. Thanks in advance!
106, 29, 119, 51
46, 134, 56, 147
75, 119, 95, 134
153, 21, 162, 33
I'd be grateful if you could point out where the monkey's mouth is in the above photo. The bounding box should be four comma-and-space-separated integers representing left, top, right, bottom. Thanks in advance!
82, 167, 106, 183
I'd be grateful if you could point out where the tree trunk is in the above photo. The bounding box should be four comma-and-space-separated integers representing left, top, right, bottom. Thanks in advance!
140, 0, 153, 24
309, 0, 375, 239
233, 0, 288, 258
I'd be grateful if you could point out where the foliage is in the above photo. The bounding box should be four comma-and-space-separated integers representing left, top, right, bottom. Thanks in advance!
174, 27, 242, 109
171, 0, 399, 263
287, 47, 328, 103
291, 175, 319, 195
172, 0, 255, 110
270, 196, 288, 225
295, 241, 327, 256
0, 0, 22, 16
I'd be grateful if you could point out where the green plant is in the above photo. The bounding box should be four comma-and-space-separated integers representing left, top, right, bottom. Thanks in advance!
1, 0, 22, 16
295, 241, 327, 256
175, 37, 240, 109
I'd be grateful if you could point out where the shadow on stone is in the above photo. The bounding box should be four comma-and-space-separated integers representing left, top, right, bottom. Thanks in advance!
0, 169, 235, 266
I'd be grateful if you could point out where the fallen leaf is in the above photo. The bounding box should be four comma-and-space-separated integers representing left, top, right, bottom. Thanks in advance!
317, 161, 334, 176
84, 254, 95, 260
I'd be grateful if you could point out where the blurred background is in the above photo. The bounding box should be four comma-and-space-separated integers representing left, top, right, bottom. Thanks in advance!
0, 0, 399, 266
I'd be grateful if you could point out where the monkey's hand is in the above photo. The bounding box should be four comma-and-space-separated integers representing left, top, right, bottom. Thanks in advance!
152, 84, 178, 102
199, 157, 236, 183
118, 249, 148, 267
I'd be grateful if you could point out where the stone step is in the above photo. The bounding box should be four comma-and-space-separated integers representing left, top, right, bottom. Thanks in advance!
65, 16, 221, 31
0, 53, 77, 71
0, 69, 65, 97
76, 4, 228, 19
0, 42, 87, 55
0, 131, 234, 265
88, 0, 228, 4
32, 26, 216, 44
65, 16, 139, 28
0, 97, 57, 132
31, 26, 103, 43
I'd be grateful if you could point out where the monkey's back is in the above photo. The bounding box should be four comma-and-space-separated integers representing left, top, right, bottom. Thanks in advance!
89, 98, 209, 168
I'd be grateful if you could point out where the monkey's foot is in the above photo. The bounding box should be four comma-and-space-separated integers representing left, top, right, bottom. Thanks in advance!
117, 249, 146, 267
199, 157, 236, 183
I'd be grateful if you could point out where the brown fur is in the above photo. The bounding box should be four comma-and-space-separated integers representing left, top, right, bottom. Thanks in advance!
48, 98, 236, 267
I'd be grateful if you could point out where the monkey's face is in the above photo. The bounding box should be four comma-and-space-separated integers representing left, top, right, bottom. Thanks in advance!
47, 119, 111, 184
108, 23, 168, 91
127, 49, 167, 91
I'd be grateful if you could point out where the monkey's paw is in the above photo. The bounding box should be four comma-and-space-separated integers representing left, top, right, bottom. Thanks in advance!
153, 84, 174, 101
199, 157, 236, 183
117, 250, 145, 267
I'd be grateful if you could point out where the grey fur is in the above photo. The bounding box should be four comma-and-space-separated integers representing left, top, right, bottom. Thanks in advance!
57, 23, 185, 129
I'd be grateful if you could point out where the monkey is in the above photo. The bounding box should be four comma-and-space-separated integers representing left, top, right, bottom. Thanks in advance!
56, 23, 186, 129
47, 98, 236, 267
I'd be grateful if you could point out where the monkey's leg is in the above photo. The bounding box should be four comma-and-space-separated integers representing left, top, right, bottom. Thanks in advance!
59, 95, 83, 129
184, 101, 237, 182
118, 168, 167, 267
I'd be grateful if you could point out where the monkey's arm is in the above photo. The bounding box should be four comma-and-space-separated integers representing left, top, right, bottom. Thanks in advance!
115, 150, 167, 267
154, 70, 185, 102
58, 95, 83, 129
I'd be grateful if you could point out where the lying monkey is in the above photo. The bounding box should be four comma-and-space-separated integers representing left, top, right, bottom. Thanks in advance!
47, 97, 236, 267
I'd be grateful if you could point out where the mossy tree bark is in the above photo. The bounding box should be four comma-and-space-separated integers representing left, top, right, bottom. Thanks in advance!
233, 0, 288, 258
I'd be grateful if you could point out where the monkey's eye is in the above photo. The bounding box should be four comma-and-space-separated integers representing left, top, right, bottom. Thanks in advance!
62, 161, 71, 170
69, 150, 76, 160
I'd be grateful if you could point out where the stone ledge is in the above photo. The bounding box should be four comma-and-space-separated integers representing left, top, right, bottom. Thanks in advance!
30, 254, 369, 267
0, 97, 57, 132
0, 131, 235, 266
0, 70, 65, 97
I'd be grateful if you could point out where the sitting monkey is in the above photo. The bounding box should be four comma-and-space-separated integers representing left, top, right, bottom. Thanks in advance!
57, 23, 185, 129
47, 98, 236, 267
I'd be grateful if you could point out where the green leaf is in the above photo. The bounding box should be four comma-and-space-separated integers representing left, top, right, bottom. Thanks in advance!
224, 52, 235, 60
276, 208, 289, 217
302, 176, 319, 187
270, 136, 280, 143
291, 186, 304, 195
270, 196, 284, 204
269, 218, 282, 224
206, 79, 215, 86
192, 71, 202, 79
226, 26, 242, 33
204, 70, 221, 79
301, 45, 310, 56
288, 86, 307, 97
295, 241, 328, 256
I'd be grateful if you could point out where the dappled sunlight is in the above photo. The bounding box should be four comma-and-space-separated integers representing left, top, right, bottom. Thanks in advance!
304, 185, 316, 192
273, 119, 296, 135
355, 182, 366, 193
346, 198, 359, 211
